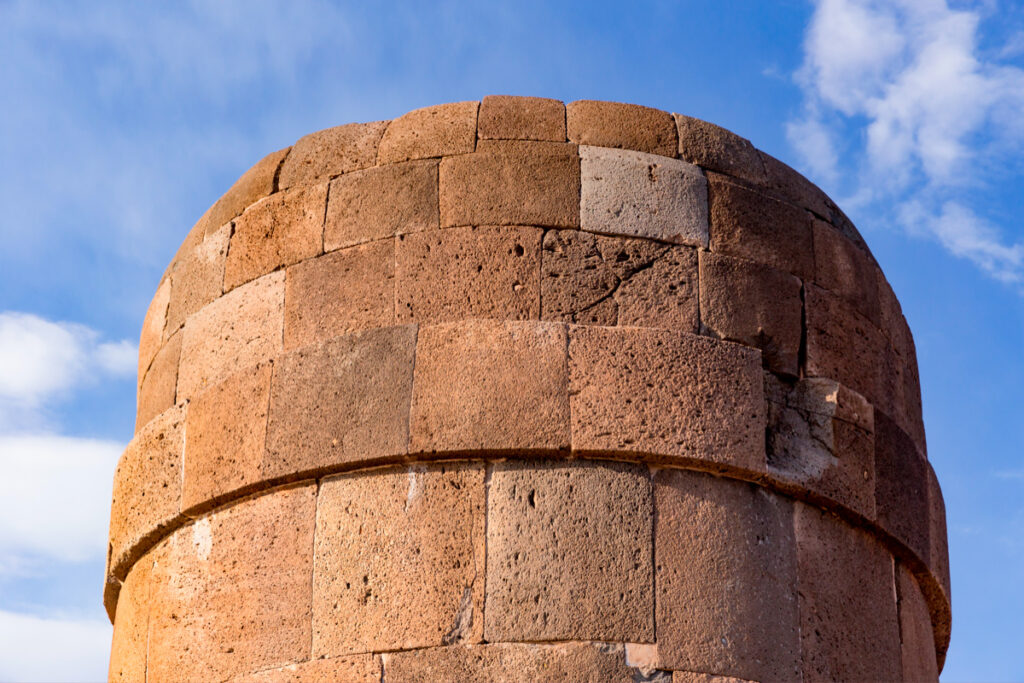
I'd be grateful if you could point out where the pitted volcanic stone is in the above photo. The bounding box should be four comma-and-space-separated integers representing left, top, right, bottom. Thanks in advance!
898, 564, 940, 682
479, 95, 566, 142
278, 121, 387, 189
165, 222, 230, 337
228, 656, 380, 683
135, 329, 181, 430
813, 219, 881, 326
758, 151, 833, 219
138, 277, 170, 378
378, 101, 479, 164
874, 411, 931, 562
108, 554, 152, 683
674, 114, 766, 184
567, 100, 677, 156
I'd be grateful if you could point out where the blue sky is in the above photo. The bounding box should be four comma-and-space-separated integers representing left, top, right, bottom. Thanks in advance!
0, 1, 1021, 680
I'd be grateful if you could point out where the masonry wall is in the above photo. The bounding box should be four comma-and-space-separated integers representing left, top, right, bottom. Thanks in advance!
106, 97, 950, 682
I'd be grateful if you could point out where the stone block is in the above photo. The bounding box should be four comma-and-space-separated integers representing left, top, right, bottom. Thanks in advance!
110, 405, 186, 578
580, 145, 708, 246
654, 469, 800, 681
673, 673, 753, 683
264, 325, 415, 479
758, 151, 832, 219
478, 95, 566, 142
928, 464, 951, 606
177, 271, 284, 400
228, 655, 380, 683
324, 159, 438, 251
794, 502, 901, 682
278, 121, 388, 189
283, 240, 395, 350
108, 554, 152, 683
147, 484, 316, 683
138, 277, 171, 380
395, 225, 541, 324
165, 222, 230, 337
439, 140, 580, 228
377, 101, 478, 164
224, 183, 327, 291
699, 251, 802, 377
135, 329, 181, 431
202, 147, 291, 237
569, 326, 765, 472
567, 100, 677, 157
540, 230, 698, 330
409, 320, 569, 453
182, 361, 272, 512
486, 460, 654, 642
674, 114, 766, 184
813, 219, 880, 325
874, 411, 930, 562
312, 463, 485, 655
898, 564, 939, 683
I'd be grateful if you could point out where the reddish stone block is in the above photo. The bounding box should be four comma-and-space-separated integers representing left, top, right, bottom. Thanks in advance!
439, 140, 580, 228
708, 173, 814, 280
283, 240, 395, 351
135, 329, 181, 431
794, 502, 901, 682
138, 277, 170, 380
395, 225, 541, 324
486, 460, 653, 642
654, 469, 800, 681
224, 183, 327, 292
264, 325, 415, 479
567, 100, 677, 157
673, 673, 753, 683
203, 147, 292, 236
312, 463, 485, 655
278, 121, 388, 189
229, 656, 380, 683
409, 320, 569, 453
928, 464, 951, 606
108, 554, 152, 683
758, 151, 832, 219
874, 411, 930, 562
165, 222, 230, 336
813, 219, 880, 325
478, 95, 566, 142
377, 102, 478, 164
147, 484, 316, 683
569, 326, 765, 473
674, 114, 766, 184
182, 361, 272, 512
324, 159, 438, 251
699, 251, 803, 377
898, 564, 939, 683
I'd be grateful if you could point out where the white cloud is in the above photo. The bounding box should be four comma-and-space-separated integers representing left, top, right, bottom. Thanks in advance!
0, 609, 110, 682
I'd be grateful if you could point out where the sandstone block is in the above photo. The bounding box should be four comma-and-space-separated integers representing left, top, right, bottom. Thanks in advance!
439, 140, 580, 228
395, 225, 541, 324
874, 411, 931, 562
812, 219, 880, 325
278, 121, 388, 189
177, 271, 284, 400
202, 147, 291, 237
312, 463, 485, 655
569, 326, 764, 472
794, 502, 901, 682
225, 183, 327, 291
898, 564, 939, 683
108, 554, 152, 683
540, 229, 698, 330
674, 114, 766, 184
758, 151, 832, 219
567, 100, 677, 157
410, 320, 569, 452
699, 251, 802, 377
265, 325, 415, 478
708, 173, 814, 280
580, 145, 708, 246
135, 329, 182, 431
478, 95, 566, 142
138, 277, 171, 380
165, 222, 230, 336
283, 240, 395, 350
654, 469, 800, 681
486, 460, 654, 642
229, 655, 380, 683
324, 159, 438, 251
147, 484, 316, 683
182, 361, 272, 512
378, 102, 478, 164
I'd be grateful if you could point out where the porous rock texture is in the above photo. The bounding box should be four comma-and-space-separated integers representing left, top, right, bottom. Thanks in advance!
108, 97, 949, 682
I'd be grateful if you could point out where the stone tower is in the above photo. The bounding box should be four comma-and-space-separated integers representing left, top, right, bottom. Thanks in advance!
106, 97, 950, 682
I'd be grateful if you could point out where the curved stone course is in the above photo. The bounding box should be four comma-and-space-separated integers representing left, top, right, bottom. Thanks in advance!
109, 96, 949, 682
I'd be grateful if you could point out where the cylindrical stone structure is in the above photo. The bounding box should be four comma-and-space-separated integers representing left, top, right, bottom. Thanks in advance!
106, 97, 950, 682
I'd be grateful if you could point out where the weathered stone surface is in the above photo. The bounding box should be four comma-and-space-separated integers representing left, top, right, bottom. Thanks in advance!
478, 95, 566, 142
283, 240, 395, 350
324, 159, 438, 251
139, 277, 171, 379
654, 469, 800, 681
569, 326, 764, 472
439, 140, 580, 228
567, 100, 677, 156
898, 564, 940, 683
707, 173, 814, 280
225, 183, 327, 291
541, 230, 698, 330
136, 329, 181, 431
580, 145, 708, 246
229, 655, 380, 683
758, 151, 833, 219
182, 361, 272, 512
486, 460, 653, 642
699, 251, 802, 377
177, 271, 284, 400
410, 320, 568, 452
928, 464, 951, 606
278, 121, 387, 189
384, 643, 640, 683
108, 555, 152, 683
313, 463, 485, 655
674, 114, 766, 185
378, 102, 478, 164
673, 673, 753, 683
874, 411, 930, 562
110, 405, 185, 577
794, 502, 901, 682
396, 225, 541, 324
147, 485, 315, 683
201, 147, 291, 237
265, 326, 415, 478
166, 222, 230, 336
813, 219, 880, 325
